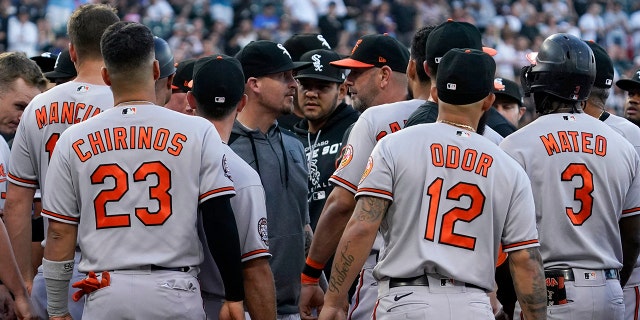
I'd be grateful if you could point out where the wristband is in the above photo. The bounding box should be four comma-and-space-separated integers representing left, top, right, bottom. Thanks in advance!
42, 258, 74, 317
302, 257, 324, 278
301, 273, 320, 285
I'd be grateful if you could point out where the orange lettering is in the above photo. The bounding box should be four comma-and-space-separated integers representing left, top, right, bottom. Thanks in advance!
557, 131, 573, 152
61, 102, 73, 124
475, 153, 493, 177
129, 126, 137, 149
582, 132, 593, 154
567, 131, 580, 151
138, 127, 152, 149
540, 133, 560, 156
74, 103, 85, 123
49, 103, 59, 125
88, 131, 106, 155
389, 122, 401, 133
82, 105, 93, 122
376, 131, 387, 141
153, 128, 169, 151
595, 135, 606, 156
73, 139, 91, 162
168, 133, 187, 156
445, 145, 460, 169
431, 143, 444, 167
103, 128, 113, 151
35, 106, 47, 129
113, 127, 128, 150
461, 149, 477, 171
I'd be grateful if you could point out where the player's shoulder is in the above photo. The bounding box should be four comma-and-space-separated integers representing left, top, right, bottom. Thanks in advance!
606, 114, 640, 140
361, 99, 424, 119
222, 145, 262, 189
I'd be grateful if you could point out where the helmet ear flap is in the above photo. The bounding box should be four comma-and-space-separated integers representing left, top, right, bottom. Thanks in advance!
520, 65, 534, 97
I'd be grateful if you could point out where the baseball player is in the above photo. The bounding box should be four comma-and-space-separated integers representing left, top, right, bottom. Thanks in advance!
501, 33, 640, 320
188, 54, 276, 320
616, 68, 640, 128
299, 32, 414, 320
318, 48, 546, 320
41, 22, 245, 320
153, 36, 177, 106
166, 58, 195, 115
3, 5, 119, 319
583, 40, 640, 320
491, 78, 526, 129
44, 49, 77, 86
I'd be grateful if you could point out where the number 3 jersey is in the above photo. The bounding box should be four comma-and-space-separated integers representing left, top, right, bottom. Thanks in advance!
500, 113, 640, 270
41, 105, 235, 272
356, 123, 539, 291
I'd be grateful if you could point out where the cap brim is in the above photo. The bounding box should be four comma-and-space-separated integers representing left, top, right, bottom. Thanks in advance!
330, 58, 374, 69
44, 70, 75, 79
616, 79, 640, 91
294, 74, 344, 83
171, 84, 179, 89
293, 61, 313, 71
482, 47, 497, 56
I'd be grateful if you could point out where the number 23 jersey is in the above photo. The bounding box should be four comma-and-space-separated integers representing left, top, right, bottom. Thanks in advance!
41, 105, 235, 272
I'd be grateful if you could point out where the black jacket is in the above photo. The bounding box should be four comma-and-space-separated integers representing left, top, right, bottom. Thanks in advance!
292, 102, 359, 229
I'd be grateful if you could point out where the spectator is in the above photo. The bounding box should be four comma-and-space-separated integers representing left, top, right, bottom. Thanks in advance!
603, 0, 629, 50
253, 2, 280, 31
578, 2, 605, 42
7, 6, 38, 57
318, 1, 345, 48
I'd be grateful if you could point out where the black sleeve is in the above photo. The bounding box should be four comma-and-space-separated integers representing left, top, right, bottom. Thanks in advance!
200, 196, 244, 301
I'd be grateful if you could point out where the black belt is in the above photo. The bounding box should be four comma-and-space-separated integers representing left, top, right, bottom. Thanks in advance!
389, 275, 484, 291
545, 268, 619, 281
149, 265, 190, 272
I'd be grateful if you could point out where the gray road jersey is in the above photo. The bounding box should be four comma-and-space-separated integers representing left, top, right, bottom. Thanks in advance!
41, 105, 235, 272
357, 123, 539, 291
500, 113, 640, 270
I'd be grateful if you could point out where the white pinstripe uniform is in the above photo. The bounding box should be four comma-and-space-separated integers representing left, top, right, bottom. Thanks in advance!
8, 81, 113, 319
357, 123, 539, 319
501, 112, 640, 320
41, 104, 236, 319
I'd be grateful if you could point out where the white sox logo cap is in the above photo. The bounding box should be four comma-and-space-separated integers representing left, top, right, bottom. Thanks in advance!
294, 49, 345, 83
235, 40, 312, 81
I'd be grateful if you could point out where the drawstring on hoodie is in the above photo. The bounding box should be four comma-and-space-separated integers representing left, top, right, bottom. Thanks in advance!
277, 127, 290, 188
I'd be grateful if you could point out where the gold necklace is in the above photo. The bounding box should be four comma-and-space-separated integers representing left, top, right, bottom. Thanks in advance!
116, 100, 155, 107
438, 120, 476, 132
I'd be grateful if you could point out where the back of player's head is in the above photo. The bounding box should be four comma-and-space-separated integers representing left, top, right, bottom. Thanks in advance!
68, 4, 119, 59
410, 25, 436, 83
190, 54, 245, 120
436, 48, 496, 106
425, 20, 496, 77
154, 36, 176, 79
0, 52, 48, 93
521, 33, 595, 110
101, 22, 154, 76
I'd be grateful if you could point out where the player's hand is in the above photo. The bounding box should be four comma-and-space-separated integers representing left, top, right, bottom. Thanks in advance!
300, 283, 324, 319
13, 293, 38, 320
494, 307, 510, 320
317, 305, 346, 320
0, 285, 16, 320
49, 313, 72, 320
219, 300, 245, 320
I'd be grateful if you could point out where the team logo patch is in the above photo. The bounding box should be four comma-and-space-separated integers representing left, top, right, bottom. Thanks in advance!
222, 154, 232, 181
277, 43, 292, 59
312, 54, 323, 72
76, 85, 89, 93
258, 217, 268, 246
121, 107, 136, 115
584, 272, 597, 280
359, 157, 373, 184
337, 145, 353, 169
317, 35, 330, 49
562, 115, 577, 122
351, 39, 362, 55
456, 131, 471, 138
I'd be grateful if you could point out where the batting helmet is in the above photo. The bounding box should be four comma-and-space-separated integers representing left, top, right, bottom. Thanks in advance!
154, 36, 176, 79
521, 33, 595, 104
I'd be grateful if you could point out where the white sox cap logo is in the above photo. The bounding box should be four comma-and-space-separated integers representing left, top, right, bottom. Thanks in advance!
277, 43, 292, 59
312, 54, 323, 72
317, 35, 331, 49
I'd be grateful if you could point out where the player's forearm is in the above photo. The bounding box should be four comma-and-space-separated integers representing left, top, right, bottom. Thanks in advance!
0, 220, 29, 298
619, 216, 640, 286
43, 220, 77, 262
4, 183, 37, 282
325, 196, 387, 307
307, 186, 356, 266
242, 258, 276, 320
509, 247, 547, 320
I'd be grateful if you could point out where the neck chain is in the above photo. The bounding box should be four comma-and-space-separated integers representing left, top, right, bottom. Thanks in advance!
116, 100, 155, 107
438, 119, 476, 132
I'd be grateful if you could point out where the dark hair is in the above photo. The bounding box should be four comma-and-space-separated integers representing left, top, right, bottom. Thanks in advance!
0, 52, 48, 92
101, 22, 154, 75
410, 25, 436, 83
67, 4, 119, 59
196, 99, 238, 120
533, 91, 582, 115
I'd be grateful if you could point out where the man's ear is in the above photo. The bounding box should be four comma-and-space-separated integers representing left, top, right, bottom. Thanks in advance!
101, 66, 111, 86
406, 59, 416, 81
236, 94, 248, 113
482, 93, 496, 112
152, 60, 160, 81
186, 91, 197, 114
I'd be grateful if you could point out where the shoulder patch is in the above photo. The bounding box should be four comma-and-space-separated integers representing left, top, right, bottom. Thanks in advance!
258, 217, 268, 246
337, 144, 353, 170
359, 156, 373, 184
222, 154, 232, 182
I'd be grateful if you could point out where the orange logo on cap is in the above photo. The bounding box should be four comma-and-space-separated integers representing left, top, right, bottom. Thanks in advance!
378, 57, 386, 63
494, 78, 506, 91
351, 39, 363, 55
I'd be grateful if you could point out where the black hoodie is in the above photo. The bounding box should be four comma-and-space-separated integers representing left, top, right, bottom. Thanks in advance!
292, 102, 359, 229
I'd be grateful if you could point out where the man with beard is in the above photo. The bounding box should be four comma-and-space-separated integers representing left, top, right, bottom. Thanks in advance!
616, 68, 640, 127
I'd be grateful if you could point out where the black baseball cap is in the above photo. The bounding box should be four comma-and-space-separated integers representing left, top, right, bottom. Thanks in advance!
44, 49, 77, 80
190, 54, 245, 107
283, 33, 332, 61
616, 69, 640, 92
171, 59, 195, 93
154, 36, 176, 79
31, 52, 57, 73
584, 40, 613, 89
437, 48, 496, 105
235, 40, 312, 81
493, 78, 523, 106
426, 19, 497, 75
330, 34, 409, 73
294, 49, 345, 83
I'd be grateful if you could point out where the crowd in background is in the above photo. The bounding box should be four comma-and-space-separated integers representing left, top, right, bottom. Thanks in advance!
2, 0, 640, 118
